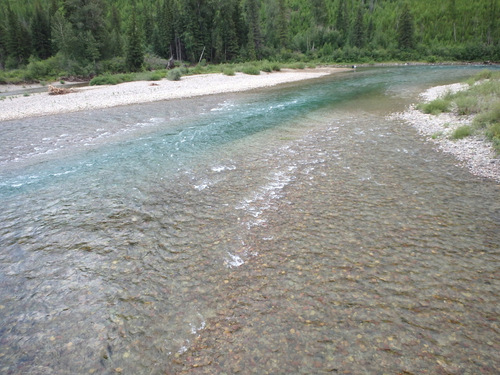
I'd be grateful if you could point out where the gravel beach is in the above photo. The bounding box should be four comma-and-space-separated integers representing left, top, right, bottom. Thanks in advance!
0, 67, 349, 121
392, 83, 500, 182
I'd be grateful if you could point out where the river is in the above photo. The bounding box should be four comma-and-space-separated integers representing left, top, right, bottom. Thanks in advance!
0, 66, 499, 374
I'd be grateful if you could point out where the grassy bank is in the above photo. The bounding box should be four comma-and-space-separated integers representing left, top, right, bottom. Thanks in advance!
417, 70, 500, 154
0, 54, 315, 86
86, 60, 304, 86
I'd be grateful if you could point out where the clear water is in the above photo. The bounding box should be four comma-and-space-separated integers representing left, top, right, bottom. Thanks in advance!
0, 66, 499, 374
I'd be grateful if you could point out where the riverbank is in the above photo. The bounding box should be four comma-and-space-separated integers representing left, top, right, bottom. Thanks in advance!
392, 83, 500, 182
0, 67, 350, 121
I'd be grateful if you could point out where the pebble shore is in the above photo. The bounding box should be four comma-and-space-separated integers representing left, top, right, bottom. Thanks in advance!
391, 83, 500, 182
0, 68, 349, 122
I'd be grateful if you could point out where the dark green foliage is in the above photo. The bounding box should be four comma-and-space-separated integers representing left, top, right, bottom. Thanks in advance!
352, 6, 365, 48
0, 0, 499, 79
31, 2, 52, 59
246, 0, 262, 60
89, 73, 134, 85
62, 0, 109, 60
212, 1, 240, 63
335, 0, 348, 45
126, 10, 144, 72
398, 3, 415, 50
5, 6, 32, 67
153, 0, 174, 59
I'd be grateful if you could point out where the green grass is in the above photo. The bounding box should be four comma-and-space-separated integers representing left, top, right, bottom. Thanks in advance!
486, 123, 500, 153
241, 65, 261, 75
451, 125, 473, 139
417, 70, 500, 154
417, 98, 451, 115
90, 73, 133, 85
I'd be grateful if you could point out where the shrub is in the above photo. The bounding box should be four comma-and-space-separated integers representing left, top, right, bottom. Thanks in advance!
454, 95, 479, 115
418, 98, 450, 115
241, 65, 260, 75
148, 72, 164, 81
143, 53, 169, 71
90, 74, 120, 86
101, 56, 127, 73
485, 122, 500, 154
451, 125, 473, 140
222, 67, 235, 76
167, 68, 182, 81
474, 103, 500, 129
260, 63, 273, 73
188, 64, 204, 75
288, 62, 306, 69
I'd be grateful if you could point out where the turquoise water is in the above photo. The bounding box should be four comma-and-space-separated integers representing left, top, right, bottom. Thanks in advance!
0, 66, 499, 374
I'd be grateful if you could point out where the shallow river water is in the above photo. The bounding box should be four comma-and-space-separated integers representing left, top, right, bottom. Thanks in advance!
0, 66, 499, 374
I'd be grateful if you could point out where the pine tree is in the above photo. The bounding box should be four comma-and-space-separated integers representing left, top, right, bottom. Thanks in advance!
126, 10, 144, 72
51, 9, 79, 59
277, 0, 288, 48
352, 6, 365, 48
154, 0, 174, 58
5, 7, 31, 67
109, 5, 123, 57
398, 3, 414, 50
335, 0, 348, 46
0, 23, 6, 69
61, 0, 108, 61
311, 0, 328, 27
212, 1, 239, 63
246, 0, 262, 59
31, 1, 52, 59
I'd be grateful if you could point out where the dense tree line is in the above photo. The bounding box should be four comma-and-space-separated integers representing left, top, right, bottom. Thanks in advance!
0, 0, 498, 76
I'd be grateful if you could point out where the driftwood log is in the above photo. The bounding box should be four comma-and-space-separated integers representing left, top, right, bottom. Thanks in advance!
48, 85, 73, 95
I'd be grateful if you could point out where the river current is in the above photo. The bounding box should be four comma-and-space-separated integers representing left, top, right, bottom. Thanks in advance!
0, 66, 499, 374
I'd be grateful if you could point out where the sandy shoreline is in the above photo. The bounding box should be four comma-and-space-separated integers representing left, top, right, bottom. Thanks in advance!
392, 83, 500, 182
0, 67, 350, 121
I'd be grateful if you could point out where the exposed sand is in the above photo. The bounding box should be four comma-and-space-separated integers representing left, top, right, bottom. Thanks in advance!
391, 83, 500, 182
0, 67, 350, 121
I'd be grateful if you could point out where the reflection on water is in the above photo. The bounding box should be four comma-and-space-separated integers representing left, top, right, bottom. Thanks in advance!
0, 66, 499, 374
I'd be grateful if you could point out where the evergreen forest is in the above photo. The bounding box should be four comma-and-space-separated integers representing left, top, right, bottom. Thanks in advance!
0, 0, 499, 81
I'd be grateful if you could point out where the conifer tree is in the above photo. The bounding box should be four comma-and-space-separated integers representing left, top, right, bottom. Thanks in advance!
398, 3, 414, 50
154, 0, 174, 58
352, 6, 365, 48
0, 24, 6, 69
311, 0, 328, 27
109, 5, 123, 57
126, 10, 144, 72
277, 0, 288, 48
5, 7, 31, 67
212, 1, 239, 62
335, 0, 348, 46
31, 2, 52, 59
245, 0, 262, 59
